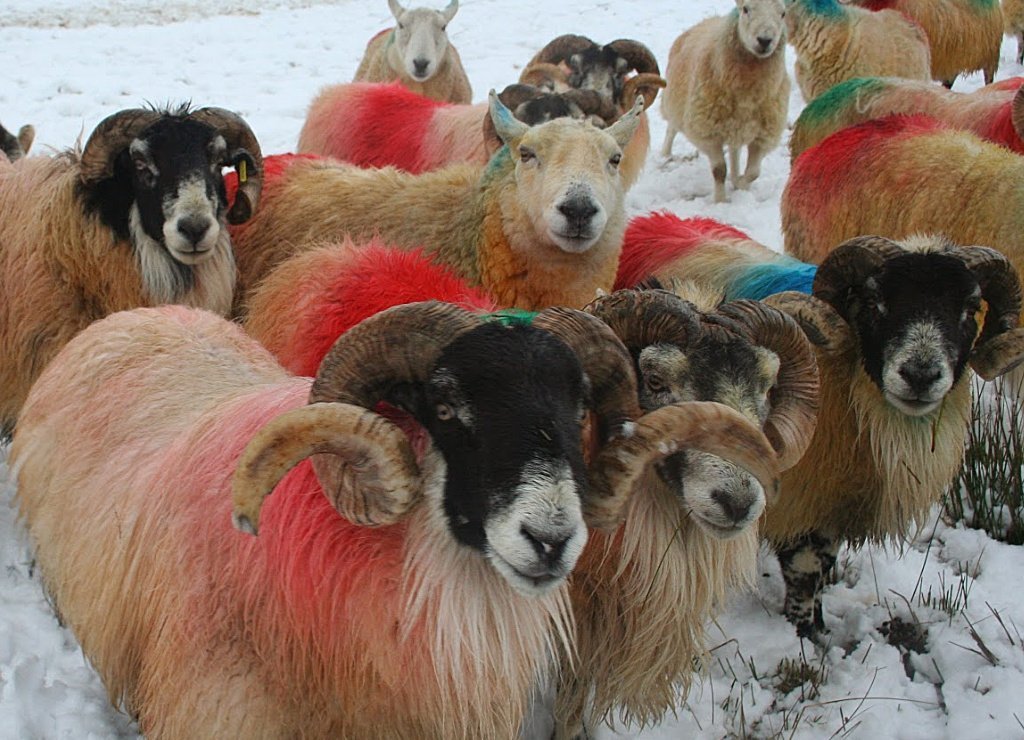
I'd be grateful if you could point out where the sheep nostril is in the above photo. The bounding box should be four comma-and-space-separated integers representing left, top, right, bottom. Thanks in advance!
899, 363, 941, 393
756, 36, 772, 52
557, 197, 599, 228
711, 489, 752, 524
413, 58, 429, 77
521, 525, 569, 565
177, 217, 211, 247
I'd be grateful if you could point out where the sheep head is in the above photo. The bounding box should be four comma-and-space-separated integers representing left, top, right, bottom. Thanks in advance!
0, 121, 34, 161
387, 0, 459, 83
584, 288, 810, 536
487, 90, 643, 254
766, 236, 1024, 417
77, 105, 263, 265
735, 0, 788, 59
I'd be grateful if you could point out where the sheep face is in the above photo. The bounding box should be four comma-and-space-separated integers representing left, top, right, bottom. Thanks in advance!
637, 338, 778, 537
399, 323, 589, 596
567, 45, 630, 107
737, 0, 788, 58
388, 0, 458, 83
843, 253, 982, 416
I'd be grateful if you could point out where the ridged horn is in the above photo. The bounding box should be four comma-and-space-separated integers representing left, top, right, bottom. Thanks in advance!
812, 236, 906, 320
621, 73, 667, 111
79, 108, 163, 184
762, 291, 854, 354
716, 300, 820, 471
606, 38, 661, 75
586, 401, 780, 529
955, 245, 1024, 379
231, 403, 420, 535
518, 62, 571, 90
188, 106, 264, 224
529, 34, 599, 66
584, 288, 702, 353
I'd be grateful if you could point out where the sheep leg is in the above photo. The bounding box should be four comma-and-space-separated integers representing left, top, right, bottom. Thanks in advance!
776, 532, 839, 639
704, 144, 728, 203
728, 147, 741, 188
737, 141, 766, 189
661, 126, 677, 158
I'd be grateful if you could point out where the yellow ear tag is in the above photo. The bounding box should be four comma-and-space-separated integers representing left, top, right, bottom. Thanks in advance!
238, 159, 248, 184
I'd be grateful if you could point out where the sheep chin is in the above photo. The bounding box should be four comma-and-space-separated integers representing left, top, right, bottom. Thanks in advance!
547, 230, 600, 254
882, 391, 943, 418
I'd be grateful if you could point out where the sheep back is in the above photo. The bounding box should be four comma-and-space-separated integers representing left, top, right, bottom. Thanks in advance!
661, 12, 789, 151
244, 239, 496, 376
787, 0, 931, 101
297, 82, 489, 172
354, 27, 472, 103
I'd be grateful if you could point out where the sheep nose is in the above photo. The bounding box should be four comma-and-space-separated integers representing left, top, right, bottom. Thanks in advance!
413, 58, 430, 77
521, 525, 569, 568
756, 36, 773, 53
899, 362, 942, 394
711, 489, 752, 524
558, 197, 599, 229
177, 216, 211, 247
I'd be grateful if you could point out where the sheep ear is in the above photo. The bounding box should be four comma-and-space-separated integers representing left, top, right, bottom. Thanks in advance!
388, 0, 405, 21
441, 0, 458, 24
606, 95, 644, 148
488, 89, 530, 146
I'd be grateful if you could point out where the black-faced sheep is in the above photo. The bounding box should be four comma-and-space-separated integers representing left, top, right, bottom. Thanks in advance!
0, 104, 262, 436
11, 299, 777, 737
661, 0, 790, 203
228, 93, 643, 313
353, 0, 471, 103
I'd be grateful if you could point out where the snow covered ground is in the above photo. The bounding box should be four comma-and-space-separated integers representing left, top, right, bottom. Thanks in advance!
2, 1, 1023, 737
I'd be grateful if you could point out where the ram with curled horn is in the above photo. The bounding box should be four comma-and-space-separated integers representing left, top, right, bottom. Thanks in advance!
526, 287, 818, 738
0, 103, 263, 437
752, 235, 1024, 639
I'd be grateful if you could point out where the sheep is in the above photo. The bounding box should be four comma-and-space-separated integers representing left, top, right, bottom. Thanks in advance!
847, 0, 1003, 87
227, 91, 644, 314
611, 213, 1024, 637
789, 76, 1024, 159
11, 293, 783, 737
548, 287, 819, 737
660, 0, 790, 203
785, 0, 931, 102
615, 211, 816, 298
0, 104, 263, 438
1006, 0, 1024, 64
294, 81, 654, 186
353, 0, 471, 104
0, 119, 34, 161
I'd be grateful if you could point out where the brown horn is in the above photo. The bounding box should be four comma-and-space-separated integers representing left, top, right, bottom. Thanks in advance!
497, 83, 545, 113
79, 108, 163, 184
532, 306, 641, 444
621, 73, 667, 111
716, 300, 820, 471
955, 245, 1024, 379
763, 291, 854, 354
606, 39, 661, 75
231, 403, 420, 534
586, 401, 780, 529
584, 288, 703, 353
812, 235, 906, 319
188, 106, 264, 224
528, 34, 599, 66
519, 62, 571, 90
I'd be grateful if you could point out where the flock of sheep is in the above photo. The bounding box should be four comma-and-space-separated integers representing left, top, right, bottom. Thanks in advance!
3, 0, 1024, 736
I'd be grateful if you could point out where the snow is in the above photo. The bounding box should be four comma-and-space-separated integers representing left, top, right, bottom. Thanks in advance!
1, 0, 1023, 737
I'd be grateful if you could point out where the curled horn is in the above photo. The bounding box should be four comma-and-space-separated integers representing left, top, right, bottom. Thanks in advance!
605, 38, 661, 76
954, 245, 1024, 379
231, 403, 420, 535
621, 73, 667, 111
584, 288, 702, 353
587, 402, 780, 529
762, 291, 854, 354
716, 300, 820, 471
812, 236, 906, 320
497, 83, 546, 113
188, 107, 264, 224
519, 62, 571, 90
528, 34, 600, 66
79, 108, 163, 184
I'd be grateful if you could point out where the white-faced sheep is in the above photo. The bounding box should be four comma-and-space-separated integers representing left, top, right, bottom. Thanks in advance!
785, 0, 931, 102
660, 0, 790, 203
0, 119, 34, 161
227, 92, 644, 313
547, 287, 818, 737
789, 75, 1024, 159
613, 213, 1024, 637
353, 0, 471, 103
294, 81, 657, 187
847, 0, 1003, 87
1006, 0, 1024, 64
12, 297, 782, 737
0, 104, 262, 437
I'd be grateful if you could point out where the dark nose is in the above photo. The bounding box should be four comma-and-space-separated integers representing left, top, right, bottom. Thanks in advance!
413, 58, 430, 77
177, 216, 211, 247
557, 196, 599, 230
756, 36, 773, 53
521, 525, 569, 568
899, 361, 942, 394
711, 489, 753, 524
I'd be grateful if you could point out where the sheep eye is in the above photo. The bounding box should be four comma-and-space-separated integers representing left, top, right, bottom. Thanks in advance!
436, 402, 455, 421
519, 146, 536, 163
742, 5, 750, 14
397, 22, 405, 30
645, 375, 667, 394
609, 153, 622, 167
